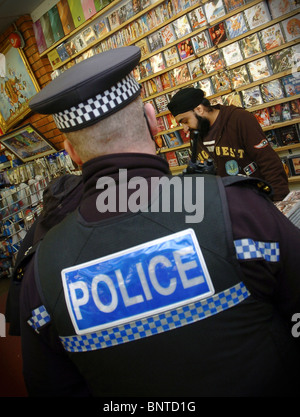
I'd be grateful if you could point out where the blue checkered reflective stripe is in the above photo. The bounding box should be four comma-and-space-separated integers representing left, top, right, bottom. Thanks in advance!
234, 239, 280, 262
59, 282, 250, 353
27, 305, 51, 332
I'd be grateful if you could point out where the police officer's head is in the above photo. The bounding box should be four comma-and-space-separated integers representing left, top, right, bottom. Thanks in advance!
29, 46, 157, 165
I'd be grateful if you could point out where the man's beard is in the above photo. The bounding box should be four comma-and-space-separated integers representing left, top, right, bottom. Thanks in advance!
193, 114, 210, 140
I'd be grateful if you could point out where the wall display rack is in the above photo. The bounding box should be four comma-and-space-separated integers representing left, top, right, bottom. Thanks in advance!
23, 0, 296, 185
0, 150, 79, 278
35, 0, 300, 185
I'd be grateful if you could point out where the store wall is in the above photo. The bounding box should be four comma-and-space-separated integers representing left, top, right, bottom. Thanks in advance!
0, 15, 66, 150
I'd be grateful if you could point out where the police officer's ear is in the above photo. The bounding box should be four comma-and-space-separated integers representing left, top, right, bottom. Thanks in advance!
64, 138, 83, 167
144, 102, 158, 138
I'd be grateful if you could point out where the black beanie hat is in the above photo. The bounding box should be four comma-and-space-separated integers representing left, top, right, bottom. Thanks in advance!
167, 87, 205, 117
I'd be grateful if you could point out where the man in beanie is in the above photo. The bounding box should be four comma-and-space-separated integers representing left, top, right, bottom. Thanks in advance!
16, 46, 300, 398
167, 87, 289, 201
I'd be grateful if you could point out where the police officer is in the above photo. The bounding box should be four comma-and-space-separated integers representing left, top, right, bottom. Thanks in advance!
18, 46, 300, 397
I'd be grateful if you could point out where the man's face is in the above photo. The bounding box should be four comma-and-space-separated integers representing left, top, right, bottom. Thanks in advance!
175, 110, 210, 139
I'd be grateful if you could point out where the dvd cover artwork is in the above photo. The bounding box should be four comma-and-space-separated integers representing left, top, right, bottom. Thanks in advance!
172, 15, 192, 38
222, 91, 243, 106
223, 0, 244, 12
253, 108, 271, 127
193, 78, 215, 96
268, 0, 297, 19
239, 33, 262, 59
188, 6, 207, 29
177, 39, 194, 60
269, 48, 294, 73
170, 64, 191, 85
269, 104, 284, 123
259, 23, 285, 50
229, 65, 250, 88
202, 51, 225, 73
225, 12, 248, 38
247, 57, 272, 81
191, 31, 211, 54
149, 53, 166, 73
281, 74, 300, 96
204, 0, 226, 24
211, 71, 231, 91
244, 2, 271, 29
281, 15, 300, 42
164, 46, 180, 67
260, 79, 285, 102
209, 22, 227, 45
241, 86, 263, 108
160, 24, 177, 45
222, 41, 243, 66
188, 58, 206, 79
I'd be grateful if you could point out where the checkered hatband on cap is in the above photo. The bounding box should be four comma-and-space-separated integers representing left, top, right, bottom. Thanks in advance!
53, 73, 140, 132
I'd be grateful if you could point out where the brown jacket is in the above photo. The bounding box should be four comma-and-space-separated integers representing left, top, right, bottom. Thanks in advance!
196, 104, 289, 201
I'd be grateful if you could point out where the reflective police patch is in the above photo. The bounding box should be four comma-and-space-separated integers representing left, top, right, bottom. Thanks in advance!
225, 160, 239, 176
61, 229, 215, 335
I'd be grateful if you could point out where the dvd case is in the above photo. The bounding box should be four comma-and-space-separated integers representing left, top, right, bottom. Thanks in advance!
204, 0, 226, 24
82, 26, 97, 45
139, 60, 153, 78
281, 74, 300, 96
172, 15, 192, 38
165, 151, 179, 167
149, 53, 166, 73
229, 65, 250, 88
177, 39, 194, 60
259, 23, 285, 50
241, 86, 263, 108
191, 31, 211, 55
268, 104, 283, 123
164, 46, 180, 67
209, 22, 227, 46
148, 31, 164, 53
281, 15, 300, 42
247, 57, 272, 82
269, 48, 294, 73
222, 41, 243, 66
163, 131, 184, 148
244, 1, 271, 29
222, 91, 243, 106
156, 116, 166, 132
154, 94, 169, 113
260, 79, 285, 102
253, 108, 272, 127
202, 50, 225, 73
193, 78, 215, 96
280, 125, 300, 146
187, 6, 207, 30
225, 12, 248, 38
108, 10, 120, 30
160, 24, 177, 46
170, 64, 191, 86
211, 71, 231, 91
268, 0, 297, 19
239, 33, 262, 59
281, 102, 292, 121
135, 39, 150, 58
223, 0, 244, 12
176, 148, 190, 165
290, 99, 300, 118
188, 58, 206, 79
160, 72, 172, 89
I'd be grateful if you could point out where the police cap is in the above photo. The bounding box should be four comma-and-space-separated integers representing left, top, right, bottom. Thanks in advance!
29, 46, 141, 132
